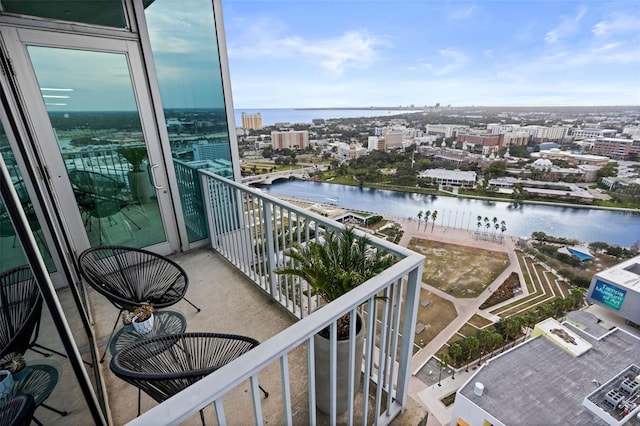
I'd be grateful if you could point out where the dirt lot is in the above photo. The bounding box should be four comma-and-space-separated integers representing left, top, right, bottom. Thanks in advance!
408, 238, 510, 298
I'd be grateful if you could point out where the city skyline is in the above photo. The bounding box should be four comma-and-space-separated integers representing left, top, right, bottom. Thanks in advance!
221, 0, 640, 109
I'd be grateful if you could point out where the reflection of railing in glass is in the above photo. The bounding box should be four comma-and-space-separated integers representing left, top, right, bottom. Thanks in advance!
172, 160, 208, 242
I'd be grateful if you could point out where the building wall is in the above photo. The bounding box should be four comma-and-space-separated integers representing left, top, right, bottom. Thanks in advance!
384, 129, 404, 148
587, 256, 640, 324
241, 112, 263, 130
592, 138, 633, 160
271, 130, 309, 150
450, 393, 505, 426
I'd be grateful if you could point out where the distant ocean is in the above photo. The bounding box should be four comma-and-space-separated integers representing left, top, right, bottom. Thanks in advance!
233, 108, 422, 126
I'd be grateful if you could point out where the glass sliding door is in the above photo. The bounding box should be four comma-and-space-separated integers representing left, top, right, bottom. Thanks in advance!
1, 27, 180, 255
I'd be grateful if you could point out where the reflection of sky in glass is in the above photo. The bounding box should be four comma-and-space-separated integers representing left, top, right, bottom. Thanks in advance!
145, 0, 225, 109
28, 47, 137, 112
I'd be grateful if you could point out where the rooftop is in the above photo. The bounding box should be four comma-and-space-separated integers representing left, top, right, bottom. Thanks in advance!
457, 318, 640, 425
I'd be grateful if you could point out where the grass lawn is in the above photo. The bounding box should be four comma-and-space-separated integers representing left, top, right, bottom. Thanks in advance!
409, 238, 510, 298
413, 289, 457, 347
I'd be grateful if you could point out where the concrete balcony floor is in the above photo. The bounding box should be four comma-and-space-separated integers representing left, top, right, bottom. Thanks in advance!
32, 248, 426, 425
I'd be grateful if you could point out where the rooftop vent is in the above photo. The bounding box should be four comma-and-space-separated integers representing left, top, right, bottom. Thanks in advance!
474, 382, 484, 397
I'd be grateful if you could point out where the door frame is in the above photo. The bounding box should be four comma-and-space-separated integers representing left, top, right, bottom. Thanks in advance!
0, 25, 182, 256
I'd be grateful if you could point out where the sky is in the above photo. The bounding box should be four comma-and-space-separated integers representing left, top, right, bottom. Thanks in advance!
220, 0, 640, 108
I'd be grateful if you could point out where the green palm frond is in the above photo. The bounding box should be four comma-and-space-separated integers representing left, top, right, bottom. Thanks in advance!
276, 226, 396, 303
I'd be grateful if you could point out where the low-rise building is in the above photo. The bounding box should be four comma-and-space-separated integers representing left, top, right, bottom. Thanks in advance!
587, 255, 640, 325
451, 317, 640, 426
418, 169, 476, 186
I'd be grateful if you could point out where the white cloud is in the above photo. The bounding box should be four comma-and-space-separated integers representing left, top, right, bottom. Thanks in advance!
228, 17, 386, 74
592, 13, 640, 37
425, 49, 470, 76
449, 4, 477, 20
545, 6, 587, 44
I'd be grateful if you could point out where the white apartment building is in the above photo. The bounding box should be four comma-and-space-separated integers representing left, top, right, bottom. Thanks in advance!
425, 124, 469, 138
572, 128, 617, 139
521, 125, 568, 141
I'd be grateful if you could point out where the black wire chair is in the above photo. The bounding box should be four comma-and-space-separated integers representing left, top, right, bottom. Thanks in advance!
69, 170, 143, 244
109, 332, 268, 422
0, 394, 35, 426
0, 265, 67, 359
78, 246, 201, 362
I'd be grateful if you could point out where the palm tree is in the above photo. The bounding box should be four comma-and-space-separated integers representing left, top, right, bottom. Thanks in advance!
276, 226, 395, 338
448, 342, 463, 379
500, 220, 507, 238
492, 217, 498, 235
417, 211, 423, 230
536, 303, 554, 320
494, 221, 500, 236
523, 311, 538, 340
483, 217, 490, 235
431, 210, 438, 232
424, 210, 431, 231
476, 216, 482, 235
490, 332, 503, 356
437, 351, 450, 387
464, 335, 479, 372
477, 329, 492, 365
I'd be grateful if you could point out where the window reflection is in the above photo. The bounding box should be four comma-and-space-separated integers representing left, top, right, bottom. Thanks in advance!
145, 0, 233, 242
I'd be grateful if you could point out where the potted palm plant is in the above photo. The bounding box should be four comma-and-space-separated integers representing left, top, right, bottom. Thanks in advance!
118, 145, 151, 202
277, 226, 395, 415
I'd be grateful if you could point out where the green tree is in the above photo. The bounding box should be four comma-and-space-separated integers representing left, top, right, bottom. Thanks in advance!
477, 329, 493, 365
424, 210, 431, 232
464, 335, 479, 372
448, 342, 463, 379
417, 211, 423, 230
431, 210, 438, 232
490, 333, 503, 356
437, 351, 450, 387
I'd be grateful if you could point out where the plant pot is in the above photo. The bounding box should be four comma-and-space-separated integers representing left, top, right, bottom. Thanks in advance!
313, 312, 365, 415
127, 170, 152, 203
132, 313, 154, 335
0, 370, 14, 399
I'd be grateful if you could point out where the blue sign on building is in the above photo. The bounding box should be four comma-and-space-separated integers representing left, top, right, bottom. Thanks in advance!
590, 280, 627, 310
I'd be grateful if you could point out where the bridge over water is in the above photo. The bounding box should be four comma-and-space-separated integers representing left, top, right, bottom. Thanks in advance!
241, 168, 314, 185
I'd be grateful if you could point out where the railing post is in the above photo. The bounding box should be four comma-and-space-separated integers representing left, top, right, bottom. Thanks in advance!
395, 263, 423, 407
263, 199, 278, 299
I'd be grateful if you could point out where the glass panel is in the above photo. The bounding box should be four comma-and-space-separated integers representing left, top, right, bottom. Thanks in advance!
27, 46, 167, 248
1, 119, 100, 423
0, 124, 55, 272
145, 0, 233, 243
1, 0, 128, 28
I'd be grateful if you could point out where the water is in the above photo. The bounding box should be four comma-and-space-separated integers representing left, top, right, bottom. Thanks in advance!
258, 180, 640, 248
234, 108, 422, 126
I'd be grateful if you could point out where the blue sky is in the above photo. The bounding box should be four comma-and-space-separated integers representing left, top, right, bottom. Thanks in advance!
221, 0, 640, 108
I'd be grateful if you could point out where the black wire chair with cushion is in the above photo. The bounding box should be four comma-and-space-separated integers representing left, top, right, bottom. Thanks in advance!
109, 332, 268, 422
0, 394, 36, 426
78, 246, 201, 362
0, 265, 66, 359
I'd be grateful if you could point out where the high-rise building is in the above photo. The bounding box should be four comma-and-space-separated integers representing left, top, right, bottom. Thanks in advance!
241, 112, 263, 130
271, 130, 308, 150
193, 142, 232, 162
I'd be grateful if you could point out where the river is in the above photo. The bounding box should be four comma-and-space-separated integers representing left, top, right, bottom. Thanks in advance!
258, 180, 640, 248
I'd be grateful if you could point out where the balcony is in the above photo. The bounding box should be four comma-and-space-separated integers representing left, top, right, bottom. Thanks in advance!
16, 172, 426, 425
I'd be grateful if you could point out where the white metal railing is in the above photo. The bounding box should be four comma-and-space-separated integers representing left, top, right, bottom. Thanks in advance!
127, 172, 425, 425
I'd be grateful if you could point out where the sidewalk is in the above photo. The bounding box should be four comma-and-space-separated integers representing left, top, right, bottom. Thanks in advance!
392, 217, 520, 426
